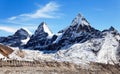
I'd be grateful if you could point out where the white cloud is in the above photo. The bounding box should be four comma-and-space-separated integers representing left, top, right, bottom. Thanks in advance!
21, 2, 59, 18
8, 1, 60, 21
0, 26, 17, 33
8, 16, 17, 21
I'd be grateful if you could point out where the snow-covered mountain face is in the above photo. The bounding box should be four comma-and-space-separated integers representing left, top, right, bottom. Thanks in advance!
24, 22, 57, 50
24, 14, 102, 51
52, 14, 120, 64
54, 27, 120, 64
0, 28, 31, 47
53, 14, 102, 50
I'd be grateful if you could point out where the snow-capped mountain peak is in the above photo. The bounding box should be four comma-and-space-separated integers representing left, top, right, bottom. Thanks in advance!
35, 22, 53, 36
58, 13, 92, 34
71, 13, 90, 27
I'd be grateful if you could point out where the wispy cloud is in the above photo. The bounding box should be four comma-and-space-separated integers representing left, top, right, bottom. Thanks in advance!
0, 26, 17, 33
8, 1, 60, 21
8, 16, 17, 20
0, 1, 61, 36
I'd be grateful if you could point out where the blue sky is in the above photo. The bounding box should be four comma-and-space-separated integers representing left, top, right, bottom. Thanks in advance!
0, 0, 120, 36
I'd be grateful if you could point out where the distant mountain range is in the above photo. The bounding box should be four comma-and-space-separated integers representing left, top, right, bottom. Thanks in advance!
0, 13, 120, 64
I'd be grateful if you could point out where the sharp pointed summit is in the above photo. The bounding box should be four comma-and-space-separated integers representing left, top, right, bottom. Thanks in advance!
61, 13, 101, 35
71, 13, 90, 27
25, 22, 55, 49
58, 13, 91, 34
34, 22, 53, 36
